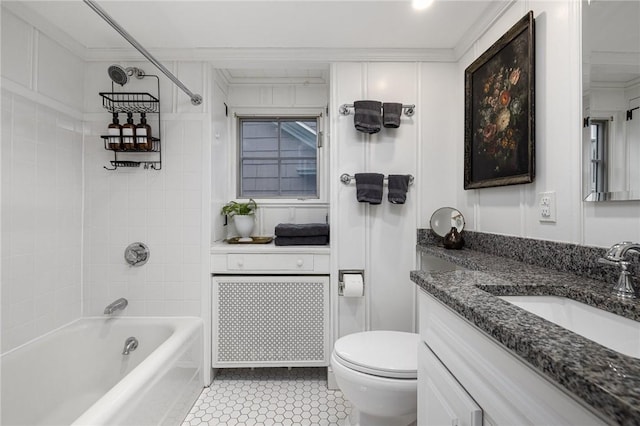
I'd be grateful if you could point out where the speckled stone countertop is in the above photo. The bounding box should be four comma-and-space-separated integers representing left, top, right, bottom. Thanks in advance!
411, 236, 640, 425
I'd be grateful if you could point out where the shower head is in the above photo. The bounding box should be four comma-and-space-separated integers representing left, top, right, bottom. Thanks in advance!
107, 64, 145, 86
108, 64, 128, 86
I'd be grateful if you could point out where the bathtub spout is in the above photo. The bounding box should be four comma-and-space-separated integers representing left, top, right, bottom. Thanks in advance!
122, 337, 138, 355
104, 298, 128, 315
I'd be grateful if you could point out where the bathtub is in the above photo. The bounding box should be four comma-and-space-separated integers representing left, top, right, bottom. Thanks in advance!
1, 316, 203, 426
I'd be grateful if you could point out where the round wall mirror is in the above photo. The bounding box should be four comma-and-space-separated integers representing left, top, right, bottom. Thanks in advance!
430, 207, 465, 237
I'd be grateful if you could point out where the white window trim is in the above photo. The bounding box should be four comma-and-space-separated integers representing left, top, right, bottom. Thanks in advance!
228, 106, 329, 206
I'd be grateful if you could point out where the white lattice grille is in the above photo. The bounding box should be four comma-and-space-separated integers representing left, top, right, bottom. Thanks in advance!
214, 276, 328, 364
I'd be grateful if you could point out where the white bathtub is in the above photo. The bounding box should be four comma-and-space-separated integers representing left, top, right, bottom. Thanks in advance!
1, 317, 203, 426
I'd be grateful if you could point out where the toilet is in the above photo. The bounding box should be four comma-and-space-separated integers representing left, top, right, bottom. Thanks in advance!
331, 330, 420, 426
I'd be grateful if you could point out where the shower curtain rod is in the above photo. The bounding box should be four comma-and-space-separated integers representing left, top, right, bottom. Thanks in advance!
83, 0, 203, 106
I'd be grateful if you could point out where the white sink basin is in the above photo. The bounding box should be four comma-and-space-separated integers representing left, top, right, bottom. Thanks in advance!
499, 295, 640, 359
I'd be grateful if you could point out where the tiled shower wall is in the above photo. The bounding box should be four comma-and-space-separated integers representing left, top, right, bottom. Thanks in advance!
1, 91, 83, 352
82, 116, 207, 317
2, 7, 211, 353
81, 60, 209, 318
1, 8, 86, 353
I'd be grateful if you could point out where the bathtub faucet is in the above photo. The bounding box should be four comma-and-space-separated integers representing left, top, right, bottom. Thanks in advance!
122, 337, 138, 355
104, 298, 128, 315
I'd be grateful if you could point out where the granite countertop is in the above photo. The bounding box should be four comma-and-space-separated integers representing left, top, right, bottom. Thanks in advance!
410, 244, 640, 425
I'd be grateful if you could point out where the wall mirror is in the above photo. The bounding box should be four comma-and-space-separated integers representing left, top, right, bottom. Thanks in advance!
582, 0, 640, 202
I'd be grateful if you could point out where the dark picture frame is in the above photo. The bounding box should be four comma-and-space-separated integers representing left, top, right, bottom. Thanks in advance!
464, 11, 535, 190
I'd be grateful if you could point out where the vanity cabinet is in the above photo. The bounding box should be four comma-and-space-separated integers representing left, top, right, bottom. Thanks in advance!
417, 289, 607, 426
211, 244, 330, 368
417, 343, 482, 426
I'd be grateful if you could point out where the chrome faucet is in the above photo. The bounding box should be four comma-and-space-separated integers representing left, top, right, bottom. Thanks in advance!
122, 337, 138, 355
104, 297, 128, 315
598, 242, 640, 298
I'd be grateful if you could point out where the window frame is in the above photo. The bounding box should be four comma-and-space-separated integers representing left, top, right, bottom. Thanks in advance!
589, 118, 609, 194
229, 107, 327, 205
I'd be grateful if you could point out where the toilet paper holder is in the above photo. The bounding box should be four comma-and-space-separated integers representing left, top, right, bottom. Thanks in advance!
338, 269, 365, 296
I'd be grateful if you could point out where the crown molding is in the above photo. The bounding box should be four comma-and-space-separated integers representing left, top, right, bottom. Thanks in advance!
218, 68, 329, 86
82, 47, 457, 64
453, 0, 517, 61
590, 76, 640, 90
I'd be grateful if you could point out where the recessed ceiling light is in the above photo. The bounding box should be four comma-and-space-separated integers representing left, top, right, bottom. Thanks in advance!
412, 0, 434, 10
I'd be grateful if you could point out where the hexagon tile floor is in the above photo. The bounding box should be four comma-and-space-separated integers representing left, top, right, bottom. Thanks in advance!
182, 367, 351, 425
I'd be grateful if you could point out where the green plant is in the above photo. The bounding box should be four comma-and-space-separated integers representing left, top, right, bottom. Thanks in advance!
220, 199, 257, 217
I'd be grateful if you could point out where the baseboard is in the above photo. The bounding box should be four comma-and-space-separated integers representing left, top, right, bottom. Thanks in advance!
327, 366, 339, 390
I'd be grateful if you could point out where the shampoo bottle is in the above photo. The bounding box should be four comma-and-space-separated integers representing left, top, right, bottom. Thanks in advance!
107, 112, 122, 150
121, 112, 136, 151
135, 112, 153, 151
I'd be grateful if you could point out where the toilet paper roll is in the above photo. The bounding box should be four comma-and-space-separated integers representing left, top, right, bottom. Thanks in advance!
342, 273, 364, 297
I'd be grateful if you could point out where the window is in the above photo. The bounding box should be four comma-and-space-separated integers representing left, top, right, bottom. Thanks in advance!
589, 119, 608, 193
238, 117, 319, 198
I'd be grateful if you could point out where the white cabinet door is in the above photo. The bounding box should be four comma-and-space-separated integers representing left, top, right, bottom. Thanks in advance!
418, 342, 482, 426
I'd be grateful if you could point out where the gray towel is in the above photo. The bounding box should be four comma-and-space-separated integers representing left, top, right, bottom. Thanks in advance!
275, 236, 329, 246
353, 100, 382, 134
355, 173, 384, 204
388, 174, 411, 204
383, 103, 402, 128
275, 223, 329, 237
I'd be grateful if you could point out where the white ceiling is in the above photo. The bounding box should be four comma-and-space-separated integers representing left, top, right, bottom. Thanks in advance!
5, 0, 510, 83
8, 1, 639, 86
11, 0, 499, 51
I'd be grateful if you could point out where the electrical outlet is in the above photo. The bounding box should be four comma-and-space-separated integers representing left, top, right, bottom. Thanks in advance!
538, 191, 556, 223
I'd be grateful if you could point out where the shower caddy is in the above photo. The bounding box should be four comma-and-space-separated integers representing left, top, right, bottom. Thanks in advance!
99, 74, 161, 170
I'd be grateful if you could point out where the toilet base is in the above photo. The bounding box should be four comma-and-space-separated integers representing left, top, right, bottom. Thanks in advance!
346, 408, 417, 426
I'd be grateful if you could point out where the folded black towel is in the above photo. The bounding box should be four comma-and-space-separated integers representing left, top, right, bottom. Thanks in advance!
355, 173, 384, 204
275, 223, 329, 237
353, 100, 382, 134
387, 174, 411, 204
275, 235, 329, 246
383, 103, 402, 128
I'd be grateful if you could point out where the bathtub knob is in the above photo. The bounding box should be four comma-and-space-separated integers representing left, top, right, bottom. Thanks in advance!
122, 336, 139, 355
124, 242, 150, 267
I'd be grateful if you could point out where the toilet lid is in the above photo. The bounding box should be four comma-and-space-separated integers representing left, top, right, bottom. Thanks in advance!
333, 331, 419, 379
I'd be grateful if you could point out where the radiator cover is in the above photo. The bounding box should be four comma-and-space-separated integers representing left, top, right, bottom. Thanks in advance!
213, 276, 330, 367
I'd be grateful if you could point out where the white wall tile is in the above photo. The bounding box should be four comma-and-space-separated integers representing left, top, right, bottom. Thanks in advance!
1, 91, 83, 353
83, 111, 206, 317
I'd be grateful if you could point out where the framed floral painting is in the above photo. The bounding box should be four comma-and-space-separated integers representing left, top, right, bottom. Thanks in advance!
464, 11, 535, 189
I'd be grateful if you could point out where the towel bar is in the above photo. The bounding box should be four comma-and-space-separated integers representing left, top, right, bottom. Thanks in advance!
339, 103, 415, 117
340, 173, 414, 185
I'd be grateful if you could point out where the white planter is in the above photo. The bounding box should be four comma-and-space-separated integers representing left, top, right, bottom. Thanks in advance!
234, 215, 255, 241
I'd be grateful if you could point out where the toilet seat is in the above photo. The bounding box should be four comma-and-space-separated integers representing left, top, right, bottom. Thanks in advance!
333, 331, 419, 379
